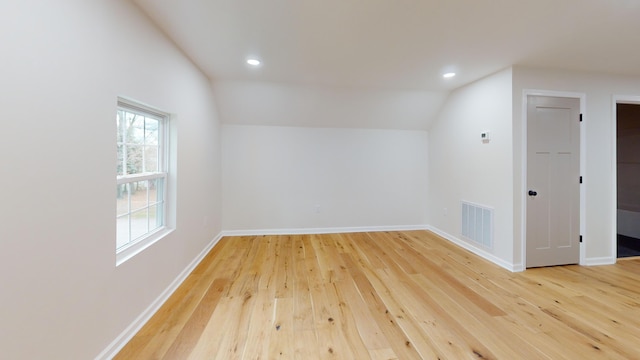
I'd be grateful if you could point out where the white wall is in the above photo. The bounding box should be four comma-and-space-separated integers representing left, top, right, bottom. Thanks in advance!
0, 1, 221, 359
513, 67, 640, 265
428, 68, 515, 269
222, 125, 428, 232
213, 81, 448, 130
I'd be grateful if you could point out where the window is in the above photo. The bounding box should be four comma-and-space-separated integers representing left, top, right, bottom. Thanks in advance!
116, 99, 169, 258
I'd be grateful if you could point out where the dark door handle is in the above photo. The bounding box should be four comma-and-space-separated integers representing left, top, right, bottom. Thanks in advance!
528, 190, 537, 196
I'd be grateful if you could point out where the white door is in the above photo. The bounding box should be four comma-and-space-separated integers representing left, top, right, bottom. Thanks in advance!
526, 95, 580, 268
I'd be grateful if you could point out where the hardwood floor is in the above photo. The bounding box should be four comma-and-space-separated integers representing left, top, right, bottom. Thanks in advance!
115, 231, 640, 359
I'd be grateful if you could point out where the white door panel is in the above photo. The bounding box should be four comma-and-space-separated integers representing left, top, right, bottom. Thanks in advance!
526, 96, 580, 268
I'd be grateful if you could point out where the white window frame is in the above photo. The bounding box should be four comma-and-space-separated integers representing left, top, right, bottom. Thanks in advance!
116, 98, 173, 265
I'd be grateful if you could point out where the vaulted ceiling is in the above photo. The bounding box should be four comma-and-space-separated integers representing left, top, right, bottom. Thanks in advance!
133, 0, 640, 129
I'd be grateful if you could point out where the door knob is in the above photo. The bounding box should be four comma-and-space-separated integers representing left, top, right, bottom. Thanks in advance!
528, 190, 537, 196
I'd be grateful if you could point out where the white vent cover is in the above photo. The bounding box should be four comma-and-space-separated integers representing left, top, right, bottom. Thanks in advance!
461, 201, 493, 249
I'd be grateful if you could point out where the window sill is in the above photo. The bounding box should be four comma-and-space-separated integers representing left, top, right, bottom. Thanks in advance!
116, 227, 174, 266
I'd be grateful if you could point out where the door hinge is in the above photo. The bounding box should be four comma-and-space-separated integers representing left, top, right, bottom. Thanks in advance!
580, 176, 583, 184
580, 113, 583, 122
580, 235, 583, 243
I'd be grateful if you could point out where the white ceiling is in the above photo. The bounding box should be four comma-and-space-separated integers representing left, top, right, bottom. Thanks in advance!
133, 0, 640, 129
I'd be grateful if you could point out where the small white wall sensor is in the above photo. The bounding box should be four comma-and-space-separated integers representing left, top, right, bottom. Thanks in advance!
481, 131, 490, 143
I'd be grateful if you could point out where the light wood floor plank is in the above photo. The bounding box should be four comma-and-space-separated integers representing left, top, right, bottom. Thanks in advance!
240, 289, 274, 359
161, 277, 228, 359
116, 231, 640, 359
269, 297, 295, 358
341, 254, 438, 359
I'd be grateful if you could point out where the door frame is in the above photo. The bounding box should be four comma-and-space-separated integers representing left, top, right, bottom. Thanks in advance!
612, 95, 640, 259
521, 89, 586, 268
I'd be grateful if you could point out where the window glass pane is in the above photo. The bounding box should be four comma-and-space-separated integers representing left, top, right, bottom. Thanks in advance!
116, 184, 129, 216
148, 178, 162, 204
131, 208, 149, 240
127, 145, 143, 175
117, 144, 124, 176
117, 111, 125, 143
125, 111, 136, 122
130, 180, 148, 212
117, 215, 130, 249
149, 203, 163, 231
144, 146, 159, 172
128, 114, 144, 145
145, 118, 159, 145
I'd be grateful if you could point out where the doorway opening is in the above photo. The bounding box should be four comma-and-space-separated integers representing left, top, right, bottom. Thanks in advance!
616, 102, 640, 258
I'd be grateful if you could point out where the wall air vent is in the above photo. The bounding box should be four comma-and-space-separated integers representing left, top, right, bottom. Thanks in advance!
461, 201, 493, 249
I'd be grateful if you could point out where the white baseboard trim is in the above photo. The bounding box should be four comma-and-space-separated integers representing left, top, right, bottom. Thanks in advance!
426, 225, 519, 272
221, 224, 430, 237
221, 225, 521, 271
511, 263, 525, 272
96, 232, 224, 360
583, 256, 616, 266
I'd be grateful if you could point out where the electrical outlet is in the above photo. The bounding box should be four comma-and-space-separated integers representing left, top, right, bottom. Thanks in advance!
443, 207, 448, 216
314, 205, 321, 213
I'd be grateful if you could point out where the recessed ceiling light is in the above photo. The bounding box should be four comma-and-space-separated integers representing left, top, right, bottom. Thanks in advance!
443, 72, 456, 78
247, 59, 261, 66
